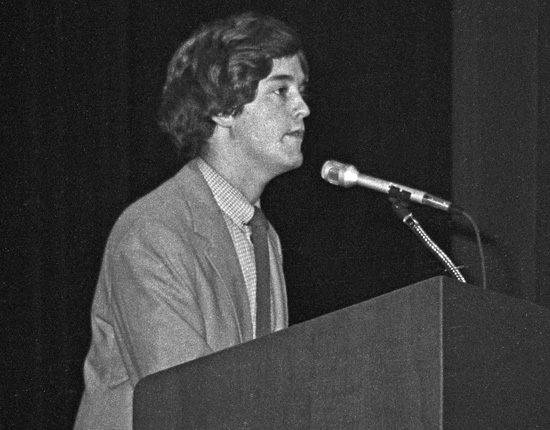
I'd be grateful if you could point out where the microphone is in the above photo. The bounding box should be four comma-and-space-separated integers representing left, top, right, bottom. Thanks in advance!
321, 160, 464, 214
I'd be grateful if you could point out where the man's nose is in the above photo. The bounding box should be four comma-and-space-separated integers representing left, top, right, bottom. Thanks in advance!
294, 94, 310, 118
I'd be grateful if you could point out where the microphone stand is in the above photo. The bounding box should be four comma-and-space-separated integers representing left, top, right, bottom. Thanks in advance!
389, 189, 466, 284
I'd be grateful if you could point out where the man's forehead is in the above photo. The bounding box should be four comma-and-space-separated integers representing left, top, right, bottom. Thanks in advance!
265, 56, 307, 84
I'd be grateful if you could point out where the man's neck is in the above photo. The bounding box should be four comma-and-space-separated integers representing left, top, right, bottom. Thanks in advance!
200, 154, 267, 205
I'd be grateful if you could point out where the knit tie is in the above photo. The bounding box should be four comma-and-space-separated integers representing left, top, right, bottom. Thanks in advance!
249, 207, 271, 337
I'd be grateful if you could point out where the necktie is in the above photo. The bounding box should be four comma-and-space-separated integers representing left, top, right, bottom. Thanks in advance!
249, 207, 271, 337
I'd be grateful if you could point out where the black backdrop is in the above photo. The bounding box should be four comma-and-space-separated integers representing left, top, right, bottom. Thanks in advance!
3, 1, 453, 428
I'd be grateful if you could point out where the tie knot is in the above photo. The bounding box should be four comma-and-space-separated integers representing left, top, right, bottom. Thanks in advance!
249, 207, 269, 232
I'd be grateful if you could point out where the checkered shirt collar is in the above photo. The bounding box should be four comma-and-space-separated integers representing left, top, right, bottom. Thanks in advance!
197, 157, 255, 227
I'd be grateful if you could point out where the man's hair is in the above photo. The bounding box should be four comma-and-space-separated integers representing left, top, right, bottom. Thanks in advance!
158, 12, 308, 160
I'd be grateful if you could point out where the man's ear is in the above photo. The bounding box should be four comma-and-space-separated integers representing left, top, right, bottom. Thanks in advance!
211, 113, 234, 128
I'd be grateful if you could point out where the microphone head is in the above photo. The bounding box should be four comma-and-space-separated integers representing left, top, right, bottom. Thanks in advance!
321, 160, 358, 187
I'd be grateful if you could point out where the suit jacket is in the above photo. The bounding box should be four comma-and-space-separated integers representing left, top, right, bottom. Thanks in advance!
74, 158, 288, 430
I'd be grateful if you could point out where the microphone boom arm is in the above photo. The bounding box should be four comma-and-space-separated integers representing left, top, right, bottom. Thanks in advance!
390, 197, 466, 283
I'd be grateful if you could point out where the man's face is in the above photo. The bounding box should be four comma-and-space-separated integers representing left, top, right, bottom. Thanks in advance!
229, 54, 310, 179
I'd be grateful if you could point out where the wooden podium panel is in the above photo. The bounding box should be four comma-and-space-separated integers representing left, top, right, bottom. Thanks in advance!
134, 277, 550, 429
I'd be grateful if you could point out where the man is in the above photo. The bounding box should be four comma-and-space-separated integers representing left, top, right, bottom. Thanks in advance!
74, 12, 310, 429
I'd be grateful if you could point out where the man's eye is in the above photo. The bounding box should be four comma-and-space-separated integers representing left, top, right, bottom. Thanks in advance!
274, 86, 289, 96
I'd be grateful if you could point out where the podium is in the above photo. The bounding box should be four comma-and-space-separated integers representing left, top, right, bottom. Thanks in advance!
133, 277, 550, 429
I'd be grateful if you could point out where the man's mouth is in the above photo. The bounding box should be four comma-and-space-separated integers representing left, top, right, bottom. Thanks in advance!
286, 129, 305, 139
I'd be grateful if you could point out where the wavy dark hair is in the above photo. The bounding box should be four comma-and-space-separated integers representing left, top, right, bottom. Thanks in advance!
158, 12, 308, 160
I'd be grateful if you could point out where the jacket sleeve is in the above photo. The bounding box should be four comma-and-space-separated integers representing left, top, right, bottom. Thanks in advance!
108, 218, 214, 386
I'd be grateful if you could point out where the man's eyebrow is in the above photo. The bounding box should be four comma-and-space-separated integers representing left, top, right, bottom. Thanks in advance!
266, 74, 308, 85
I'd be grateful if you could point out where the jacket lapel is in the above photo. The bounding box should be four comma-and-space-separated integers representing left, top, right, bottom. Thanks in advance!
174, 159, 254, 342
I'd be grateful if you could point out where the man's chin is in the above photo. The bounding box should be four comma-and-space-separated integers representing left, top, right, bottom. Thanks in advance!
280, 153, 303, 173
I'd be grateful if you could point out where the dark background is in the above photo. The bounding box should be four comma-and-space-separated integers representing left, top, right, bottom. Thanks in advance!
3, 0, 549, 428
